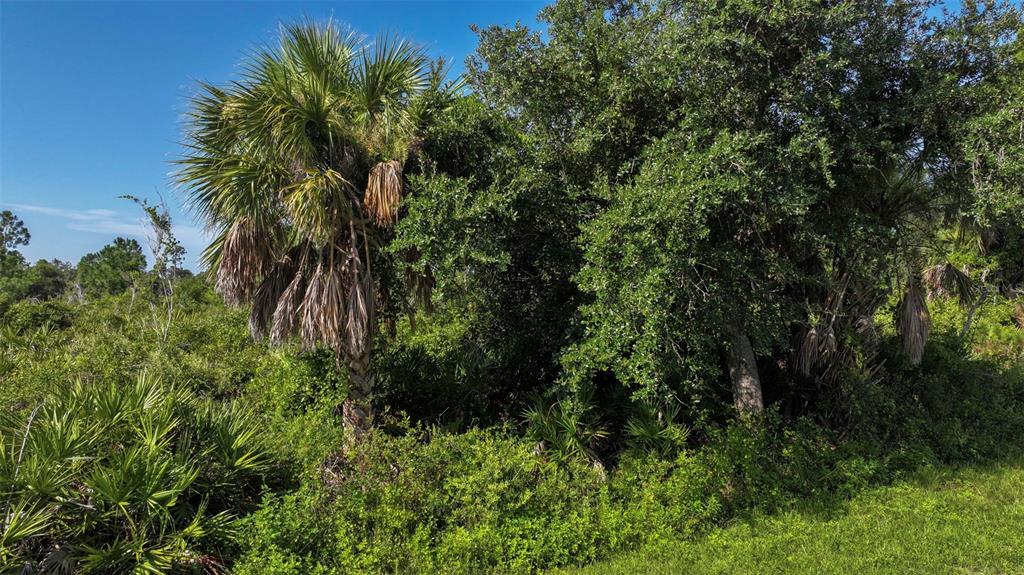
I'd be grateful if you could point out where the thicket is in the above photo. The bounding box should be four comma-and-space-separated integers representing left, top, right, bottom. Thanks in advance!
2, 0, 1023, 573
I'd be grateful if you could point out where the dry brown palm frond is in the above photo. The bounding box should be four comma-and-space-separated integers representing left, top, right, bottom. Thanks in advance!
300, 261, 343, 352
268, 243, 313, 345
249, 257, 298, 341
921, 262, 976, 306
822, 325, 837, 355
298, 242, 361, 352
921, 263, 949, 298
795, 324, 838, 377
344, 271, 375, 358
898, 279, 931, 366
1015, 303, 1024, 331
364, 160, 403, 227
270, 268, 306, 346
217, 219, 274, 305
979, 227, 999, 254
795, 326, 820, 377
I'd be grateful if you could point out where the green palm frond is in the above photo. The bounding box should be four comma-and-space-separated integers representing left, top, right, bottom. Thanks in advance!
625, 400, 689, 457
0, 498, 51, 549
177, 22, 452, 358
523, 396, 607, 464
15, 455, 74, 499
278, 18, 360, 91
3, 374, 268, 572
352, 33, 430, 158
194, 400, 270, 474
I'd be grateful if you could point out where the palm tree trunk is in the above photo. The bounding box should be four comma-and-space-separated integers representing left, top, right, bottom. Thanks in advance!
725, 320, 764, 416
343, 352, 373, 446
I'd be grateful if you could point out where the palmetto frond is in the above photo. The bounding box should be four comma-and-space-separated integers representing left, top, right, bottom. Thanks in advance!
624, 400, 689, 457
365, 160, 404, 226
0, 499, 52, 550
921, 262, 977, 306
898, 278, 931, 366
2, 373, 270, 571
353, 34, 430, 159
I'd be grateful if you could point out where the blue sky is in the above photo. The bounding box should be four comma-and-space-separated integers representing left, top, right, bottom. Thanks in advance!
0, 0, 545, 269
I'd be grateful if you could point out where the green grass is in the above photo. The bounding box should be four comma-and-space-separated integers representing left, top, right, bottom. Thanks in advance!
562, 461, 1024, 575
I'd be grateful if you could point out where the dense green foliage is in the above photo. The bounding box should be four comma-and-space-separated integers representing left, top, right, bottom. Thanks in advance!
2, 1, 1023, 573
76, 237, 146, 298
0, 213, 75, 308
1, 375, 270, 573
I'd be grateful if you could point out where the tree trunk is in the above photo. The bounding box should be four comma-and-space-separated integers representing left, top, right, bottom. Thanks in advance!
724, 320, 764, 416
960, 286, 990, 341
343, 351, 374, 447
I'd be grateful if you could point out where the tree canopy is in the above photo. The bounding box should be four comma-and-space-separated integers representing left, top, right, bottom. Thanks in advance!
76, 238, 147, 298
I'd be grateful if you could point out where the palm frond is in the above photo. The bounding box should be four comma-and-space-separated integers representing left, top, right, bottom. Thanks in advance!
270, 267, 307, 346
344, 269, 375, 358
249, 254, 299, 342
279, 19, 360, 92
898, 278, 931, 366
364, 160, 403, 226
217, 219, 275, 305
0, 498, 51, 548
921, 262, 977, 306
353, 33, 430, 158
282, 169, 356, 245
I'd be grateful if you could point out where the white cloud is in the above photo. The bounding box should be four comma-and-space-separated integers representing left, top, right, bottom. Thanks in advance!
7, 204, 120, 222
67, 220, 149, 237
3, 202, 212, 269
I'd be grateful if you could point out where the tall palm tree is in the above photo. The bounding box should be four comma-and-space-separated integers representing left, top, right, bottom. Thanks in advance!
177, 21, 457, 442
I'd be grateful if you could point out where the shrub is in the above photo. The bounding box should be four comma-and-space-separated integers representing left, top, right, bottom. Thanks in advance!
0, 373, 273, 574
0, 288, 269, 412
234, 424, 730, 575
3, 300, 75, 333
243, 350, 347, 473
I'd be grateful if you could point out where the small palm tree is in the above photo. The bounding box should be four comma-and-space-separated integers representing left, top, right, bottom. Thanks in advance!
868, 157, 982, 366
177, 21, 458, 441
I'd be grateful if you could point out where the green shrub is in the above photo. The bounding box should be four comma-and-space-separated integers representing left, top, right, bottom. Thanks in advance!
0, 373, 273, 574
374, 312, 496, 427
234, 426, 726, 575
3, 300, 75, 333
243, 350, 347, 473
0, 288, 269, 411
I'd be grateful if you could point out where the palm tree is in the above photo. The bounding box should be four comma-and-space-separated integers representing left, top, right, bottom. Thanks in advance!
865, 157, 979, 366
177, 21, 458, 442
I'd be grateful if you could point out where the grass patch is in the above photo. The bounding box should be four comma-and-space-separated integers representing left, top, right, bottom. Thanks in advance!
561, 460, 1024, 575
